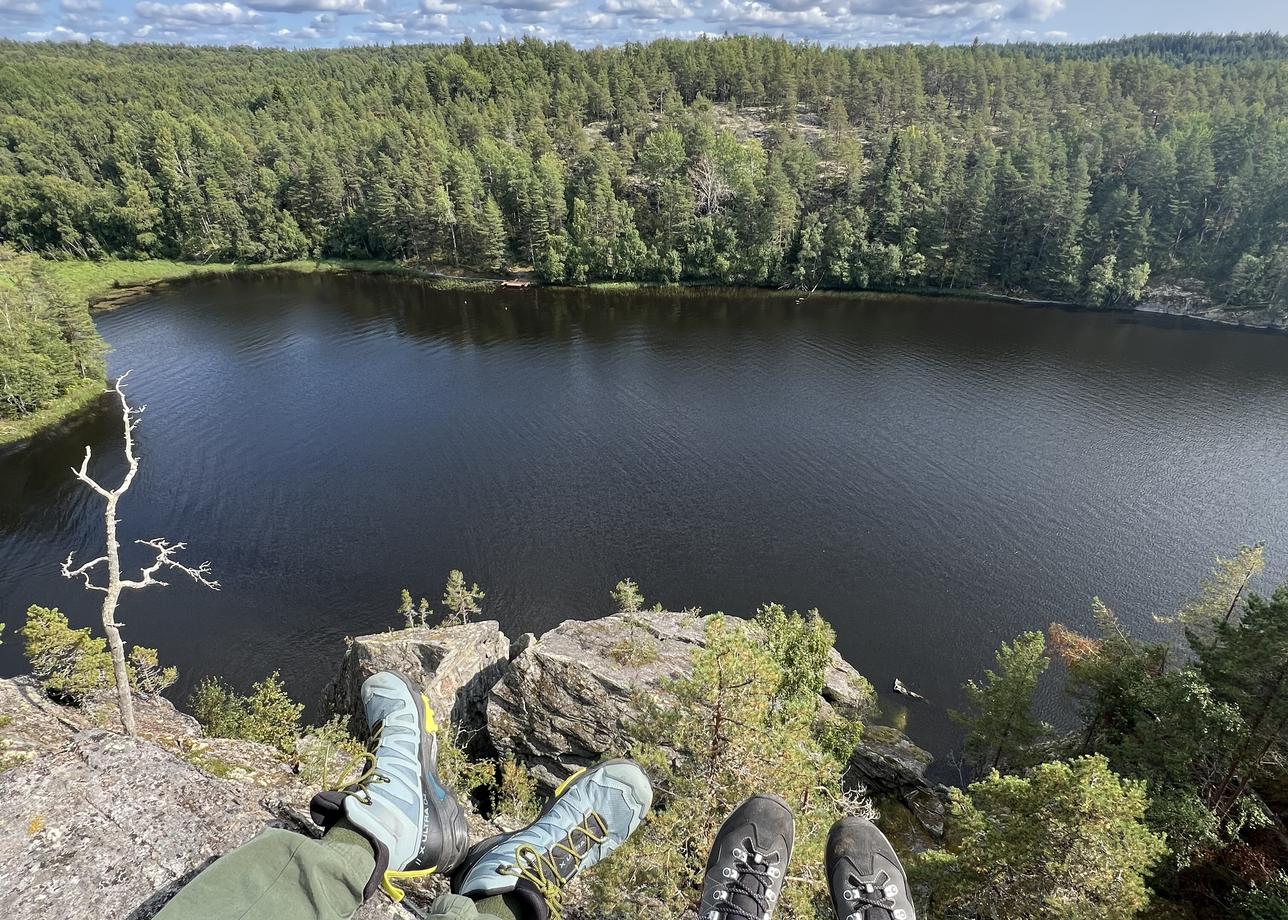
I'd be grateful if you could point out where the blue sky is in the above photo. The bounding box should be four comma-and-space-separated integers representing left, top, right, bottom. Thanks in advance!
2, 0, 1285, 49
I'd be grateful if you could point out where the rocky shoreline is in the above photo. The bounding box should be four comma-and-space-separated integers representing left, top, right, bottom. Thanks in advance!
0, 611, 942, 919
1136, 280, 1286, 331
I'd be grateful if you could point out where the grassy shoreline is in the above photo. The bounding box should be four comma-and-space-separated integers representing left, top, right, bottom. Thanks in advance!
6, 257, 1281, 449
45, 257, 495, 311
0, 377, 105, 448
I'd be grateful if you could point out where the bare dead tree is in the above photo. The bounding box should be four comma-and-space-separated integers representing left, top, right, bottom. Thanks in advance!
689, 155, 731, 217
61, 372, 219, 735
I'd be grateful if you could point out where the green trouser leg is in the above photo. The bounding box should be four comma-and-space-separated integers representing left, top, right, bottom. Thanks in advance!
152, 823, 527, 920
426, 894, 525, 919
154, 825, 374, 920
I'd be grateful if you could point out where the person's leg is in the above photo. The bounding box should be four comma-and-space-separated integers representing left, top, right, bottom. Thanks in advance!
154, 823, 374, 920
155, 672, 470, 920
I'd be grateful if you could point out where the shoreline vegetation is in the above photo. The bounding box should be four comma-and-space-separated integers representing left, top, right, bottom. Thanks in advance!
4, 34, 1285, 444
1, 253, 1281, 448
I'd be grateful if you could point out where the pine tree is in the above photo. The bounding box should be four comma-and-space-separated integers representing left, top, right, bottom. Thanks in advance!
917, 756, 1168, 920
951, 631, 1051, 772
1196, 585, 1288, 825
441, 570, 484, 626
1156, 544, 1265, 643
588, 615, 866, 919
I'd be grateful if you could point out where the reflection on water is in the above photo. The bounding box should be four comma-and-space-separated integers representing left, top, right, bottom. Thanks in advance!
2, 271, 1287, 770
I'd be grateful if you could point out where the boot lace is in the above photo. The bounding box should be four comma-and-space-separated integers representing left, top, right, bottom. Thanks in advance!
326, 722, 390, 805
501, 811, 609, 920
840, 868, 908, 920
708, 837, 782, 920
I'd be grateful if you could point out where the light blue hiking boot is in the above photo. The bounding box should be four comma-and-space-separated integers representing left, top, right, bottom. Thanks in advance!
310, 672, 469, 903
451, 759, 652, 919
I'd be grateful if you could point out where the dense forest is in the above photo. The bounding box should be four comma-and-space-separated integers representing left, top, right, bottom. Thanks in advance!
1, 33, 1286, 309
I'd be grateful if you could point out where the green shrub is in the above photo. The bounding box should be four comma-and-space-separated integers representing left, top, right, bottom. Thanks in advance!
588, 614, 868, 919
756, 602, 834, 706
435, 720, 496, 795
190, 676, 246, 739
915, 755, 1168, 920
494, 753, 539, 823
296, 716, 366, 787
756, 603, 873, 761
189, 671, 303, 754
128, 646, 178, 695
20, 605, 113, 704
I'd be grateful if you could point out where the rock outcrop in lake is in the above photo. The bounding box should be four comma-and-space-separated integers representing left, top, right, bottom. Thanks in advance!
0, 611, 940, 916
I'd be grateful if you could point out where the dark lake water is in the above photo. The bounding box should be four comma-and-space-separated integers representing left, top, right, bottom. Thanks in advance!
3, 272, 1287, 766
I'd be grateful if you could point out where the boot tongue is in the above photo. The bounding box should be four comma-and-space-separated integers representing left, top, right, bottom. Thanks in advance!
727, 848, 773, 917
548, 824, 592, 878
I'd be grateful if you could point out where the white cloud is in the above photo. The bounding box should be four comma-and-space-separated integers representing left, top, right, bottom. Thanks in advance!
135, 0, 262, 23
1007, 0, 1063, 20
24, 23, 89, 38
477, 0, 574, 10
61, 0, 100, 10
603, 0, 690, 20
0, 0, 44, 17
419, 0, 458, 10
244, 0, 384, 14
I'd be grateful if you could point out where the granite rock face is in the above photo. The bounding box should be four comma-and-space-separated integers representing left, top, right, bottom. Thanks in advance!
486, 611, 707, 788
0, 675, 201, 763
486, 610, 878, 790
0, 678, 432, 920
847, 724, 945, 837
0, 612, 925, 918
822, 648, 879, 721
326, 620, 510, 745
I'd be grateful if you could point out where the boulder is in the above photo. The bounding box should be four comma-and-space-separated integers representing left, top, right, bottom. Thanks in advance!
487, 611, 706, 788
487, 611, 882, 791
822, 649, 879, 721
326, 621, 510, 744
0, 675, 201, 764
847, 725, 944, 837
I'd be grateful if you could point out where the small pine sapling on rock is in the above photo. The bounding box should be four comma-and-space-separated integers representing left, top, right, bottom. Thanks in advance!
609, 578, 659, 666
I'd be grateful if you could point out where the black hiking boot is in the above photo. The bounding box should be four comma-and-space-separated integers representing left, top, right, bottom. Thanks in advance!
698, 794, 795, 920
826, 816, 916, 920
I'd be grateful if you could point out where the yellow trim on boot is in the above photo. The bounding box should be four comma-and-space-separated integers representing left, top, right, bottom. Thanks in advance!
421, 694, 439, 733
553, 767, 586, 797
381, 866, 439, 902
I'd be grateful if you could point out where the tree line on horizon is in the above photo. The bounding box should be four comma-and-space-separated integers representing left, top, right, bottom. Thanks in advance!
0, 33, 1284, 308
